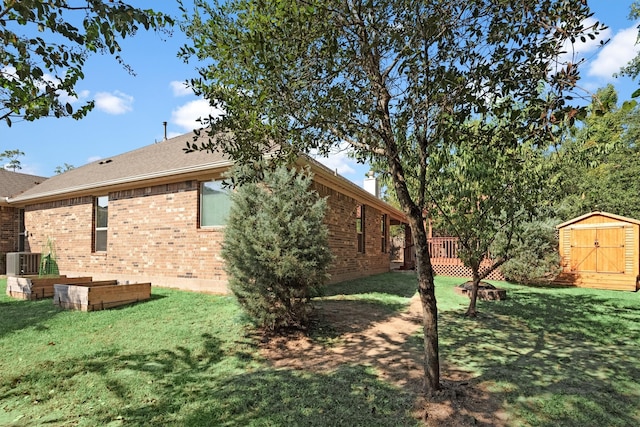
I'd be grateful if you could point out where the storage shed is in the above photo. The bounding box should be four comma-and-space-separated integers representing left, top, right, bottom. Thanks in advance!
554, 211, 640, 291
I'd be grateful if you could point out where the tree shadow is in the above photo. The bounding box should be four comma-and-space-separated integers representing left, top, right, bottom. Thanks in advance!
323, 272, 417, 298
1, 332, 420, 426
310, 299, 412, 339
0, 298, 62, 339
436, 288, 640, 426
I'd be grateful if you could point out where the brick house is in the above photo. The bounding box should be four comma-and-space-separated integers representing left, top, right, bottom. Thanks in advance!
7, 132, 407, 293
0, 169, 46, 274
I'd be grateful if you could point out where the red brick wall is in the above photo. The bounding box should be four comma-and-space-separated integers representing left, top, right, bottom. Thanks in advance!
314, 182, 390, 283
23, 178, 391, 293
1, 206, 19, 273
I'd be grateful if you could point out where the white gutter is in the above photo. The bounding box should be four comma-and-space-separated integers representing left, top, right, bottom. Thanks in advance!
302, 155, 407, 222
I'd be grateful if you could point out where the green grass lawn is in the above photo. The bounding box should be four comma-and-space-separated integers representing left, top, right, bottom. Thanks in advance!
436, 277, 640, 427
0, 277, 419, 426
1, 274, 639, 426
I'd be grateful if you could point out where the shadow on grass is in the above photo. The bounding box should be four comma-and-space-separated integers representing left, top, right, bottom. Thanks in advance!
0, 289, 168, 337
0, 298, 62, 339
438, 287, 640, 427
0, 333, 420, 426
323, 272, 417, 298
309, 272, 419, 341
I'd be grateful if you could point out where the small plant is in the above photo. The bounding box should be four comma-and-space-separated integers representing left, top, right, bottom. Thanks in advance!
39, 237, 59, 277
222, 165, 333, 332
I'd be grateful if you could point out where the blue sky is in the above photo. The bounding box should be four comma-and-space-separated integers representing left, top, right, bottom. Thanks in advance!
2, 0, 640, 186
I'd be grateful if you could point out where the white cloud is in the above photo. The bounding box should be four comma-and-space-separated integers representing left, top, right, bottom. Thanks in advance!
558, 18, 612, 66
170, 80, 192, 97
87, 156, 102, 164
2, 163, 42, 176
94, 91, 134, 115
587, 25, 640, 80
171, 99, 224, 131
58, 89, 90, 105
312, 143, 357, 176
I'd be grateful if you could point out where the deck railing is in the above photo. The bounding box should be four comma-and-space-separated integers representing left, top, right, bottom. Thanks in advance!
428, 237, 460, 260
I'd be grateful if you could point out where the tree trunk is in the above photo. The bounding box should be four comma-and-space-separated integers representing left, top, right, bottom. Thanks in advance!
466, 269, 481, 317
408, 213, 440, 395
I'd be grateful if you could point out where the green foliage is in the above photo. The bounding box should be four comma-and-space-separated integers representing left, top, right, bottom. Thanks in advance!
53, 162, 75, 174
0, 148, 24, 170
0, 0, 173, 126
181, 0, 604, 391
222, 165, 333, 331
3, 275, 640, 426
39, 236, 59, 276
428, 125, 549, 275
618, 1, 640, 88
499, 218, 562, 285
549, 85, 640, 220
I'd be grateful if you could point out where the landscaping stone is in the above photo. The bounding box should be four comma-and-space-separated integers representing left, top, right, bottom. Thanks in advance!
454, 281, 507, 301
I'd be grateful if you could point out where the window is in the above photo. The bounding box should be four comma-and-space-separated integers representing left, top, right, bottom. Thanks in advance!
200, 180, 232, 227
18, 208, 25, 251
381, 214, 388, 253
94, 195, 108, 252
356, 204, 365, 253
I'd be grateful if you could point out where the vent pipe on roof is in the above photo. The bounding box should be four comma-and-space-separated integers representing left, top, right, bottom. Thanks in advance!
163, 121, 168, 140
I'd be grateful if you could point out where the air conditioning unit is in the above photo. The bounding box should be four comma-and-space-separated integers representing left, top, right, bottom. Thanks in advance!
6, 252, 41, 276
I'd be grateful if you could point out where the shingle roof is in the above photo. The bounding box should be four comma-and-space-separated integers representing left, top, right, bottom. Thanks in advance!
556, 211, 640, 228
7, 131, 407, 223
0, 168, 46, 199
9, 132, 232, 202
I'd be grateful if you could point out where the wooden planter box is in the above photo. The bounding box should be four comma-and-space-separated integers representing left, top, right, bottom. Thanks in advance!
53, 282, 151, 312
6, 276, 93, 300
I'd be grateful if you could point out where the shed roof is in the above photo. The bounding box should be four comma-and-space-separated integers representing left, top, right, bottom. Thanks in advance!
556, 211, 640, 229
0, 169, 46, 203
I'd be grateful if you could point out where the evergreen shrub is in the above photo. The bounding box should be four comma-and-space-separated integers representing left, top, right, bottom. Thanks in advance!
500, 218, 562, 285
222, 165, 333, 331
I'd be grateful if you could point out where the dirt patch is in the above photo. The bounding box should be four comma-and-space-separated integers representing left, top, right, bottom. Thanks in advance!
259, 296, 508, 426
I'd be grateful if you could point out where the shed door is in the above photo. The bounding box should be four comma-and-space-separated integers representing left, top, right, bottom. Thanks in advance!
570, 227, 625, 273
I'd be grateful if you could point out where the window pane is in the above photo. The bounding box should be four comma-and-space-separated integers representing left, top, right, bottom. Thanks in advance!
94, 196, 108, 252
96, 196, 108, 228
95, 230, 107, 252
356, 205, 365, 253
381, 214, 387, 253
201, 181, 231, 226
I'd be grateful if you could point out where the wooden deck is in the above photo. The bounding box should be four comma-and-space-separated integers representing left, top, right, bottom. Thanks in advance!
396, 237, 505, 280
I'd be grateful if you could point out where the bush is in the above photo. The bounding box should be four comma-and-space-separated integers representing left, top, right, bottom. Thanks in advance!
222, 165, 333, 331
500, 218, 562, 285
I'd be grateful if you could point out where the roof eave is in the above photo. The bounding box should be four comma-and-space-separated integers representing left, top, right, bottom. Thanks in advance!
8, 160, 234, 204
301, 155, 408, 223
556, 211, 640, 229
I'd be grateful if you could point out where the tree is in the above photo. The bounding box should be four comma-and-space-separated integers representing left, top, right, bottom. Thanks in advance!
550, 85, 640, 219
181, 0, 603, 394
0, 148, 25, 170
426, 128, 547, 316
222, 165, 333, 332
54, 162, 75, 174
619, 1, 640, 97
499, 218, 562, 285
0, 0, 173, 126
